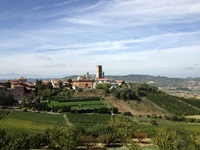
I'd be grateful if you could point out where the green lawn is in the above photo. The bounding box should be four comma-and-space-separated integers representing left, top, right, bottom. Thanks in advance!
49, 99, 107, 109
67, 113, 112, 128
0, 111, 66, 134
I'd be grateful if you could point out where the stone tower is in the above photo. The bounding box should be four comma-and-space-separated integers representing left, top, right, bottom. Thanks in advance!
96, 65, 102, 79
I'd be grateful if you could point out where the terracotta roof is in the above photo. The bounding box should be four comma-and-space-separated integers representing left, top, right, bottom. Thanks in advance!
24, 82, 34, 86
0, 85, 5, 88
14, 85, 24, 88
115, 80, 123, 83
73, 79, 93, 82
96, 78, 111, 81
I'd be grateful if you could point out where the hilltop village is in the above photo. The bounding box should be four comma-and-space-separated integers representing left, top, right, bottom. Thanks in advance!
0, 65, 122, 100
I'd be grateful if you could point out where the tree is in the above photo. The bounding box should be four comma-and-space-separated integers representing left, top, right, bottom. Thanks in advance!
7, 131, 30, 150
21, 98, 26, 108
48, 126, 79, 150
35, 79, 43, 90
96, 83, 110, 93
152, 128, 199, 150
67, 78, 72, 83
45, 82, 53, 89
110, 115, 134, 140
0, 90, 15, 106
29, 133, 49, 148
0, 128, 9, 149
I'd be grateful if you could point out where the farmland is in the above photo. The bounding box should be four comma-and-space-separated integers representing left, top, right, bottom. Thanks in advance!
67, 113, 112, 129
1, 109, 200, 149
49, 98, 107, 109
145, 92, 200, 116
0, 110, 66, 134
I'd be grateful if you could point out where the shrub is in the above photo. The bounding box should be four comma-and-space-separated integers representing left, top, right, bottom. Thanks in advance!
123, 111, 132, 116
152, 128, 199, 150
57, 109, 63, 113
133, 132, 147, 143
31, 107, 36, 111
112, 107, 118, 114
178, 116, 185, 122
151, 114, 157, 119
97, 133, 115, 145
48, 126, 79, 150
21, 107, 28, 112
94, 107, 108, 114
151, 120, 158, 125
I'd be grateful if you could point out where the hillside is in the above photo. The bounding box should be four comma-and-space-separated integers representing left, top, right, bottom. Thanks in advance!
108, 91, 200, 116
107, 74, 200, 87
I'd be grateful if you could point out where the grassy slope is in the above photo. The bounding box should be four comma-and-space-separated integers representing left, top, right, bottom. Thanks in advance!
0, 111, 66, 134
108, 91, 200, 116
49, 99, 107, 109
67, 113, 112, 129
145, 92, 200, 116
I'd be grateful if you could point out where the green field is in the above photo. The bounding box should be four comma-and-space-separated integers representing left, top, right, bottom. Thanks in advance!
67, 113, 112, 128
0, 110, 66, 134
49, 99, 107, 109
1, 110, 200, 138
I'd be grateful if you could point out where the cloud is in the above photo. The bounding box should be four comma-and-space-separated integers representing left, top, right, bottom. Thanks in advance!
183, 64, 199, 70
34, 55, 52, 60
183, 67, 196, 70
62, 0, 200, 27
44, 64, 66, 68
31, 0, 80, 10
31, 31, 200, 56
61, 17, 102, 25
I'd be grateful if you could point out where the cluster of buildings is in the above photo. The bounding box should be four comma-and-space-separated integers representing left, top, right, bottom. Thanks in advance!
185, 80, 200, 90
0, 77, 36, 100
71, 65, 122, 90
51, 65, 122, 90
0, 65, 122, 100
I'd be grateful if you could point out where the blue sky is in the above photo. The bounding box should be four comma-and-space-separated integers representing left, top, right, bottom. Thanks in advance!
0, 0, 200, 78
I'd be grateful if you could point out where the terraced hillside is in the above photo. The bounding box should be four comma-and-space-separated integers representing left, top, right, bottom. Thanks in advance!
145, 92, 200, 116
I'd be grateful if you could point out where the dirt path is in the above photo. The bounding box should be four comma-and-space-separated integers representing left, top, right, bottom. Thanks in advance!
133, 138, 152, 147
63, 114, 73, 126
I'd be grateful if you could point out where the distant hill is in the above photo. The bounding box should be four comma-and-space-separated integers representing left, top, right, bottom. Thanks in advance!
0, 72, 42, 80
65, 74, 200, 87
105, 74, 185, 86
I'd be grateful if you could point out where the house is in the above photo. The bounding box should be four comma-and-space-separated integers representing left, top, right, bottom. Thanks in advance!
72, 79, 93, 89
0, 77, 36, 100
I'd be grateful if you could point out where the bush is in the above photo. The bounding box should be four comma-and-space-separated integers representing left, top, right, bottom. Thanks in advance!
185, 118, 196, 123
94, 107, 108, 114
133, 132, 147, 143
151, 114, 157, 119
21, 107, 28, 112
152, 128, 199, 150
112, 107, 118, 114
31, 107, 36, 111
97, 133, 115, 145
52, 106, 71, 112
150, 120, 158, 125
123, 111, 132, 116
57, 109, 63, 113
48, 126, 79, 150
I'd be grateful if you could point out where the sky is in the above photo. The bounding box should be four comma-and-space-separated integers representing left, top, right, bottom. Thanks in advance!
0, 0, 200, 78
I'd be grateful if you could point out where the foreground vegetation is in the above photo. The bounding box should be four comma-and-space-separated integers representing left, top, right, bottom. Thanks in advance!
0, 110, 65, 134
1, 110, 200, 149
